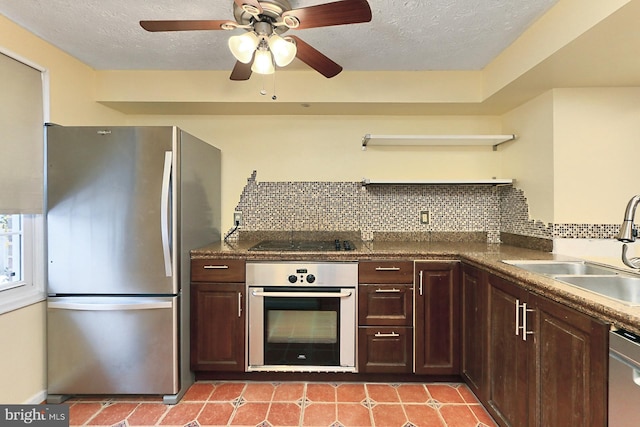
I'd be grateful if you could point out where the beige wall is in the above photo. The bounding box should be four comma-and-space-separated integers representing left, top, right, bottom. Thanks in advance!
553, 87, 640, 224
501, 91, 555, 224
0, 303, 46, 403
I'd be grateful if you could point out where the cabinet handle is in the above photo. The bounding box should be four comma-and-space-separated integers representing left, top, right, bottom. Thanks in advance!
521, 302, 535, 341
375, 288, 401, 293
374, 332, 400, 338
204, 265, 229, 269
419, 270, 424, 296
238, 292, 242, 318
375, 267, 401, 271
515, 299, 521, 336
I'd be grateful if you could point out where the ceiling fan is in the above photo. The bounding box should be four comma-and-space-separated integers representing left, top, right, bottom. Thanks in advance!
140, 0, 372, 81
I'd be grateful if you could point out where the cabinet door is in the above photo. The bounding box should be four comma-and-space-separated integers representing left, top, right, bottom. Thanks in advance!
487, 274, 532, 427
534, 295, 607, 427
414, 261, 460, 375
191, 283, 245, 371
358, 327, 413, 373
359, 284, 413, 326
461, 263, 488, 399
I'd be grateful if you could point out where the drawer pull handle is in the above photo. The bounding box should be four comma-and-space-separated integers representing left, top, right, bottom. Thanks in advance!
203, 265, 229, 269
375, 267, 401, 271
375, 288, 401, 293
374, 332, 400, 338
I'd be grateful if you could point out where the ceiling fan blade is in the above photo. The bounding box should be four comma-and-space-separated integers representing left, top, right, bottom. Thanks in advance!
234, 0, 263, 14
230, 60, 253, 81
140, 20, 232, 32
283, 0, 372, 29
289, 36, 343, 78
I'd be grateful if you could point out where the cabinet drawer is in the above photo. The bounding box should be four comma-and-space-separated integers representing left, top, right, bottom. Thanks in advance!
359, 284, 413, 326
358, 261, 413, 284
191, 259, 245, 282
358, 326, 413, 373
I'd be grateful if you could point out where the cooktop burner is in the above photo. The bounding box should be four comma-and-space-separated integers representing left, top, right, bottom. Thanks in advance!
248, 239, 356, 252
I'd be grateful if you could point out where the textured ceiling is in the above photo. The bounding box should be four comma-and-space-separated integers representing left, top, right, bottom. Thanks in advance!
0, 0, 559, 72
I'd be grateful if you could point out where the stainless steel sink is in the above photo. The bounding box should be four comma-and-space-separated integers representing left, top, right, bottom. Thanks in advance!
502, 260, 619, 276
553, 275, 640, 306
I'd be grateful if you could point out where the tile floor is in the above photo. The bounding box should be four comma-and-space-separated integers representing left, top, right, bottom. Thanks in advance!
66, 381, 498, 427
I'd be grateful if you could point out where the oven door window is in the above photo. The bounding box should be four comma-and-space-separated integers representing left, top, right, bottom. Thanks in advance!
263, 287, 341, 366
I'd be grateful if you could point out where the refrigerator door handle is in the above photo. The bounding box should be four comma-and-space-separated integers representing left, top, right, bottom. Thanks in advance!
161, 151, 173, 277
48, 300, 173, 311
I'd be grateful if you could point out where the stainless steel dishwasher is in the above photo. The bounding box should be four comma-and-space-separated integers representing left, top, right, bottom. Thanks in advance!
609, 329, 640, 426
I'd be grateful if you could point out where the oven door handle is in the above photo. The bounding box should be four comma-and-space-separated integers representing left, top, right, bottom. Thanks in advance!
251, 290, 353, 298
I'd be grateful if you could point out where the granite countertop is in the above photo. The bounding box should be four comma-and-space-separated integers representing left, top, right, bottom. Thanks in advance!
191, 239, 640, 335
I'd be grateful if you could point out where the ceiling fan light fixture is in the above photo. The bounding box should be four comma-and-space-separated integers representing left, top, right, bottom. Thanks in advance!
251, 49, 275, 74
228, 31, 259, 63
268, 34, 297, 67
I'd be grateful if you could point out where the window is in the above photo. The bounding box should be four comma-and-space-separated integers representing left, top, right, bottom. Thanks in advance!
0, 214, 42, 313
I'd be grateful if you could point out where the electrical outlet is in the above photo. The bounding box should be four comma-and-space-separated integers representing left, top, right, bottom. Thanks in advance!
233, 211, 243, 227
420, 210, 430, 225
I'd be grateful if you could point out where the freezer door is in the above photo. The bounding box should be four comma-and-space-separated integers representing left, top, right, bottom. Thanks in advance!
47, 296, 179, 396
46, 126, 176, 295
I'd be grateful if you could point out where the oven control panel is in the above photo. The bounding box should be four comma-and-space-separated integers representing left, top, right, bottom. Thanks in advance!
246, 261, 358, 287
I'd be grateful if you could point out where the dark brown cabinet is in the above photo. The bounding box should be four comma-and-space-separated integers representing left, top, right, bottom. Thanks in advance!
358, 261, 413, 373
460, 263, 489, 399
414, 261, 460, 375
486, 273, 608, 427
190, 259, 246, 372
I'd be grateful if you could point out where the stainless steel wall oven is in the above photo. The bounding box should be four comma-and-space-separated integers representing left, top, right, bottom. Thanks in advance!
246, 261, 358, 373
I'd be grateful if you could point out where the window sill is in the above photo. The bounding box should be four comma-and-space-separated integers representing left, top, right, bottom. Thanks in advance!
0, 287, 46, 315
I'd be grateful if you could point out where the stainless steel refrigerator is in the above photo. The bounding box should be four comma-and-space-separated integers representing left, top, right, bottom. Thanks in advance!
45, 125, 221, 404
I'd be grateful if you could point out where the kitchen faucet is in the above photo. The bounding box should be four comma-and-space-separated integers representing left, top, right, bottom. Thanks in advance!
617, 195, 640, 269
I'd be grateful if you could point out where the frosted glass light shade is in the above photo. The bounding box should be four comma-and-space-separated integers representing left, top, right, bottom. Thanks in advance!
228, 32, 259, 63
268, 34, 297, 67
251, 49, 275, 74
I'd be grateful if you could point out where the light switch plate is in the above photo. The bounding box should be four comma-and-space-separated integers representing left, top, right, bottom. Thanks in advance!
420, 210, 430, 224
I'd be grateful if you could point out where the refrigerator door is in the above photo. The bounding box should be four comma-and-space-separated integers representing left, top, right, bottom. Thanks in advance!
46, 126, 176, 295
47, 296, 179, 396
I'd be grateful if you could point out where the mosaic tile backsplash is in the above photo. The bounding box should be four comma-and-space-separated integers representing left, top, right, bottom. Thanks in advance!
231, 171, 619, 245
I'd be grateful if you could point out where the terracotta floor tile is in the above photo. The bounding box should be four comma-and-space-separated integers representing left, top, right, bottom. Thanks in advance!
209, 382, 245, 401
439, 404, 481, 427
182, 382, 215, 401
302, 402, 337, 426
456, 384, 480, 404
68, 402, 103, 426
306, 383, 336, 403
127, 403, 168, 426
366, 383, 400, 403
197, 402, 235, 426
371, 403, 407, 427
267, 402, 302, 426
243, 382, 276, 401
273, 382, 305, 402
426, 384, 466, 404
336, 403, 372, 426
336, 383, 366, 402
159, 402, 204, 425
229, 402, 269, 426
469, 404, 498, 427
86, 402, 137, 425
396, 384, 430, 403
404, 404, 445, 427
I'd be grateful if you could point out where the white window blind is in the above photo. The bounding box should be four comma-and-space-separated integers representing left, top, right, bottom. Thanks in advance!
0, 51, 44, 214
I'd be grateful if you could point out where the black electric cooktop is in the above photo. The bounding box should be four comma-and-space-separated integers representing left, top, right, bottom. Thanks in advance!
248, 239, 356, 252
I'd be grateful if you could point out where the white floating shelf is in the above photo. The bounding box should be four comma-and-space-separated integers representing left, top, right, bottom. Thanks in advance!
362, 178, 515, 186
361, 134, 516, 150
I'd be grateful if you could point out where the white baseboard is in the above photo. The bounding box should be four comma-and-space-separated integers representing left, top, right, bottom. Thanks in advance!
24, 389, 47, 404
